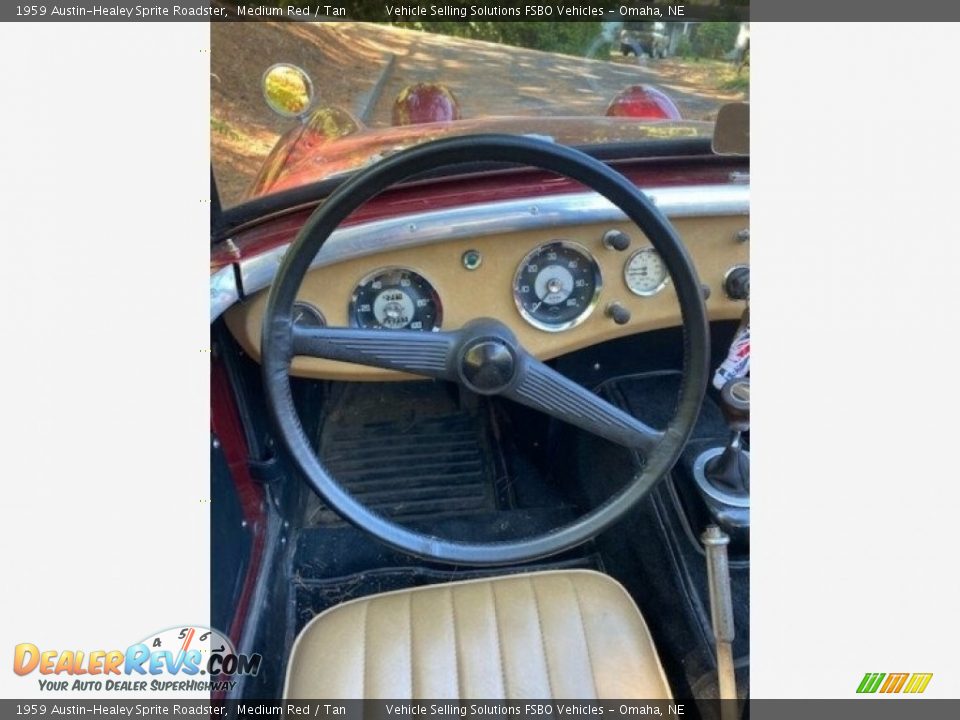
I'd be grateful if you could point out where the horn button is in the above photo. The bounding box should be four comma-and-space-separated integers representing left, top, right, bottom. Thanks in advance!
459, 337, 517, 394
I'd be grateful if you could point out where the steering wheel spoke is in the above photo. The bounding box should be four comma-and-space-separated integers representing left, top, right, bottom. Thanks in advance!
291, 325, 459, 381
507, 356, 663, 454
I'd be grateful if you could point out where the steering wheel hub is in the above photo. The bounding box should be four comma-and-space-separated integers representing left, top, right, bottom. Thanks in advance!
459, 337, 517, 394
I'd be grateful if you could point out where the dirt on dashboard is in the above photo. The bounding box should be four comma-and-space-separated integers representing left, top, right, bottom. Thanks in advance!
211, 22, 748, 208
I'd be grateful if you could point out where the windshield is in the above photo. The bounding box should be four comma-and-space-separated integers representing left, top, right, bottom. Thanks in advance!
211, 20, 750, 208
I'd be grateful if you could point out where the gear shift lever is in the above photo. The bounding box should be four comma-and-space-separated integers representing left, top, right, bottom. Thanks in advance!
705, 378, 750, 495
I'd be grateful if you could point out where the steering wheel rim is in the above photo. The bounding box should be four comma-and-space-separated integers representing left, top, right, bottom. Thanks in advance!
262, 134, 709, 566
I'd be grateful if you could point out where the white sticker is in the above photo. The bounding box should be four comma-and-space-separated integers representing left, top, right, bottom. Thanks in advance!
713, 322, 750, 390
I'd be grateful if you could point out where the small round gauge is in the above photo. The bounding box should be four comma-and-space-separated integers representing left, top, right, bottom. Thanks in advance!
624, 247, 669, 297
292, 301, 326, 328
513, 241, 602, 332
350, 268, 442, 331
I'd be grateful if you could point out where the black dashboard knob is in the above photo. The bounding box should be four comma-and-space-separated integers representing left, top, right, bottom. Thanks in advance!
724, 266, 750, 301
602, 230, 631, 252
606, 302, 631, 325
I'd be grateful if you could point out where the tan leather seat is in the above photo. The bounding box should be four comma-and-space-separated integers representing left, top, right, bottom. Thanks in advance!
285, 569, 671, 699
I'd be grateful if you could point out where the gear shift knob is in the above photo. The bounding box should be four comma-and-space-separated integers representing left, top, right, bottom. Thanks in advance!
690, 380, 750, 532
697, 377, 750, 498
719, 378, 749, 433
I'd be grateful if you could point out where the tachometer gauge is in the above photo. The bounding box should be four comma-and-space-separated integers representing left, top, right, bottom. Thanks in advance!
350, 268, 442, 331
624, 247, 669, 297
513, 241, 602, 332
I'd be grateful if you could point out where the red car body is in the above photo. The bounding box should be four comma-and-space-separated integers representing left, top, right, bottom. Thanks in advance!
248, 115, 707, 199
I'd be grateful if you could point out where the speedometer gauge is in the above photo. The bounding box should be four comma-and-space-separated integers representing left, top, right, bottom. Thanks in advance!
513, 241, 602, 332
624, 247, 669, 297
350, 268, 442, 331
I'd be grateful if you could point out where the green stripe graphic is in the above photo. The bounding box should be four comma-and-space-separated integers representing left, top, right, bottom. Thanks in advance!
856, 672, 885, 693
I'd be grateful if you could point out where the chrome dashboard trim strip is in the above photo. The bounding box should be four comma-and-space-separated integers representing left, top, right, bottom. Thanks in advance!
210, 265, 240, 322
215, 183, 748, 314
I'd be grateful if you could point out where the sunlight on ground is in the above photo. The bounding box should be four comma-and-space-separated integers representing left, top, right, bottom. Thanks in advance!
212, 23, 749, 206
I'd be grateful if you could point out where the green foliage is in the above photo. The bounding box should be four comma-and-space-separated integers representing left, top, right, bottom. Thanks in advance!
674, 35, 693, 59
691, 22, 740, 60
210, 116, 240, 141
591, 40, 613, 59
721, 73, 750, 92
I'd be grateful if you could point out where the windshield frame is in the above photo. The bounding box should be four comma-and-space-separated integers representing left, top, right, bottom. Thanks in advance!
210, 135, 719, 243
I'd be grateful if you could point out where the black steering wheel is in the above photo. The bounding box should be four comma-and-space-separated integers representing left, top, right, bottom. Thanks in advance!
262, 135, 709, 566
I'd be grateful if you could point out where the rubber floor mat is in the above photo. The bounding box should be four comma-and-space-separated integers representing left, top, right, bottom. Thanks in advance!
307, 384, 502, 525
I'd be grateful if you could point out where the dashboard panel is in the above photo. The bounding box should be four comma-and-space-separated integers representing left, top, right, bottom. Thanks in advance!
223, 211, 749, 381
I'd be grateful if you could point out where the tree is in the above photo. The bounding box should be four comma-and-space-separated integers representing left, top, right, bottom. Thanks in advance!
691, 22, 740, 59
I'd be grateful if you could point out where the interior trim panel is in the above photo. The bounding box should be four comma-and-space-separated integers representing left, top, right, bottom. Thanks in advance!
232, 183, 748, 305
222, 189, 749, 381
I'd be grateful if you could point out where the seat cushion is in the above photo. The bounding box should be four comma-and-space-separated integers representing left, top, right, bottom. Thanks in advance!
285, 569, 671, 699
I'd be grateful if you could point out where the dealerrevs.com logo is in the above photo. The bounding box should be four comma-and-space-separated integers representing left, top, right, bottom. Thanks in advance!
857, 672, 933, 694
13, 626, 261, 693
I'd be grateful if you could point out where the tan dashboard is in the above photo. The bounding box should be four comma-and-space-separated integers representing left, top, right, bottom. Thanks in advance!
224, 214, 749, 380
